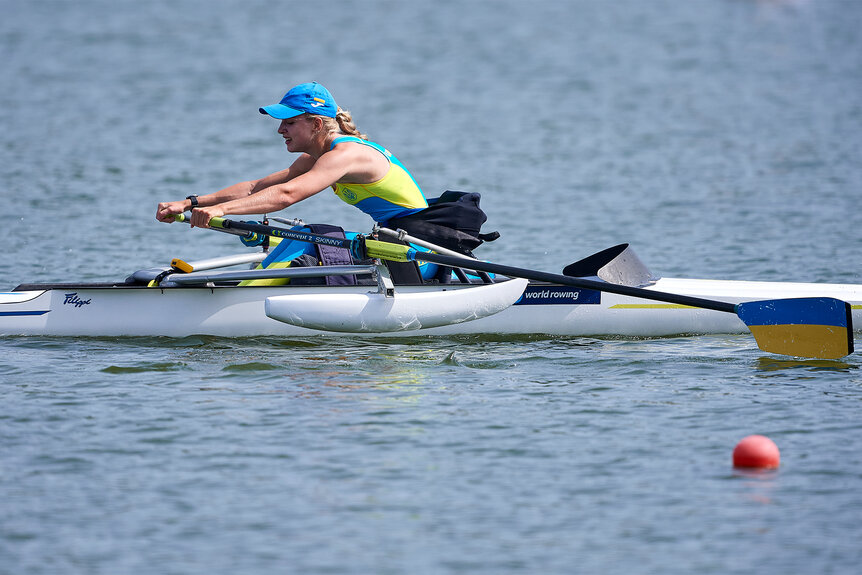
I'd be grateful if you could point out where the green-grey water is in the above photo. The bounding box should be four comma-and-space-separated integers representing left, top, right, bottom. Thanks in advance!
2, 1, 861, 573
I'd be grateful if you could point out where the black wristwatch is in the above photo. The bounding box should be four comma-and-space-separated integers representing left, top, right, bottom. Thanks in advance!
186, 195, 199, 208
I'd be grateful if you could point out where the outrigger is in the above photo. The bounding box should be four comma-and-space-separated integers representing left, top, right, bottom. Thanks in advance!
1, 216, 858, 360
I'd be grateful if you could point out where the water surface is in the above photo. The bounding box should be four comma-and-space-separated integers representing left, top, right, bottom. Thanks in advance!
2, 1, 861, 573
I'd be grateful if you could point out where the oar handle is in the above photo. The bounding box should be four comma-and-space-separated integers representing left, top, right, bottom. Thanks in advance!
171, 214, 253, 238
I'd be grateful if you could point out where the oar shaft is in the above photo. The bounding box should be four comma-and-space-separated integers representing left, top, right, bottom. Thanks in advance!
403, 250, 739, 314
206, 217, 738, 313
209, 218, 428, 265
209, 217, 360, 252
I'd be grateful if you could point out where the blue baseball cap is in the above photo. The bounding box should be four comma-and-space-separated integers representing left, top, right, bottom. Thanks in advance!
259, 82, 338, 119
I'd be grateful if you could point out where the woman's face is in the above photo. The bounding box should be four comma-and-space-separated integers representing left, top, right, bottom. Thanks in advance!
278, 115, 316, 153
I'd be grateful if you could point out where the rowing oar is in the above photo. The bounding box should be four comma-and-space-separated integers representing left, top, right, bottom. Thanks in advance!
171, 213, 408, 262
182, 215, 855, 360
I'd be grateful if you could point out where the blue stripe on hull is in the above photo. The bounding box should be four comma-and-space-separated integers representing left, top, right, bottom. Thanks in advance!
0, 310, 49, 317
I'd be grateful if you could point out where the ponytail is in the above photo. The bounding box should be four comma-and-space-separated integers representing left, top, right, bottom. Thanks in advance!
317, 107, 367, 140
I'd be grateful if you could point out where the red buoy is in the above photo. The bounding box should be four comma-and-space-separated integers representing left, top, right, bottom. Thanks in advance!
733, 435, 780, 469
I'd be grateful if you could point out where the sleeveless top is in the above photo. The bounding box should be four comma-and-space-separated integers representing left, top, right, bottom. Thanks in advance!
329, 136, 427, 224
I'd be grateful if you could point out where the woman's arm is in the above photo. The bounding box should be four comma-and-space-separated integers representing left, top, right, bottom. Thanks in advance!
188, 145, 368, 228
155, 154, 316, 223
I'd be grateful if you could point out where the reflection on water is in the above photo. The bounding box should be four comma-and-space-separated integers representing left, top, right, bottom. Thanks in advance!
734, 470, 780, 505
755, 357, 856, 373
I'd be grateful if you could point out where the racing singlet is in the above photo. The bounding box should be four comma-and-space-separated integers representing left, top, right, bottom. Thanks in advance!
330, 136, 427, 224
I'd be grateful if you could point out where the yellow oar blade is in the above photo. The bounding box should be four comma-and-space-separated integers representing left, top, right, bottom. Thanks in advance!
737, 297, 854, 359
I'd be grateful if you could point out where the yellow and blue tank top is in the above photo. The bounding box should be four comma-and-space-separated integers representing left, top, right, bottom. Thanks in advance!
330, 136, 427, 224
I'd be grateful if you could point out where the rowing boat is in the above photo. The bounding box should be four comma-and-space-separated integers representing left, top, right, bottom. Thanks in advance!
2, 236, 859, 349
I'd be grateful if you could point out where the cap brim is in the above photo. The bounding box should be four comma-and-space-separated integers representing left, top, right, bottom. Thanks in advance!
259, 104, 305, 119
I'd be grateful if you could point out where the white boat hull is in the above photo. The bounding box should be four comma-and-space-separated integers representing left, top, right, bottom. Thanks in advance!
2, 277, 860, 339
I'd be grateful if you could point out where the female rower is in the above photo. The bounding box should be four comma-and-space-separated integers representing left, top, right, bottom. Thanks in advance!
155, 82, 428, 229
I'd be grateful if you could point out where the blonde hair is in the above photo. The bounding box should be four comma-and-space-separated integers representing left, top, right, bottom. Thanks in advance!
315, 107, 367, 140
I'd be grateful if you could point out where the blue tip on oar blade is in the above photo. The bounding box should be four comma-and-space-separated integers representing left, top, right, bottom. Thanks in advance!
736, 297, 854, 359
